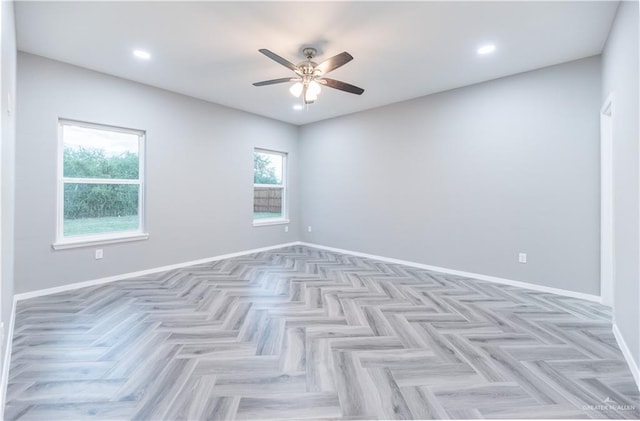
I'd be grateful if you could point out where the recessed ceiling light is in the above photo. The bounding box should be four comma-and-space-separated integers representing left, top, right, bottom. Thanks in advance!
477, 44, 496, 55
293, 104, 304, 110
133, 49, 151, 60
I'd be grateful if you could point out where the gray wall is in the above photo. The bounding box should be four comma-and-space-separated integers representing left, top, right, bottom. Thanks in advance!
15, 53, 299, 294
601, 0, 639, 371
1, 0, 17, 359
300, 56, 601, 295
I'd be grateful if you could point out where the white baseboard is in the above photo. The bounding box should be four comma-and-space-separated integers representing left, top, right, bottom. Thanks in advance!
299, 242, 602, 303
14, 242, 301, 301
613, 323, 640, 392
0, 296, 16, 418
14, 240, 602, 305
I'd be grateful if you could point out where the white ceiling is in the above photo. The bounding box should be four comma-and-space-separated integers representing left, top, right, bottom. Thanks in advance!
15, 1, 618, 126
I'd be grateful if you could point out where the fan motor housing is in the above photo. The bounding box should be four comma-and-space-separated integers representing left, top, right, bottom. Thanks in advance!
298, 61, 318, 75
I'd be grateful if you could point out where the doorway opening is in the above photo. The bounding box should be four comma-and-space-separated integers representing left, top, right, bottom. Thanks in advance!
600, 93, 614, 307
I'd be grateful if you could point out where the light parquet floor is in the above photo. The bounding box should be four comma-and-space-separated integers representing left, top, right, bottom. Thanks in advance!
4, 245, 640, 420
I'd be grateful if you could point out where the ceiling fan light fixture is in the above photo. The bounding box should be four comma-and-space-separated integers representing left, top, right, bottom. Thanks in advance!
289, 82, 303, 98
304, 89, 318, 104
308, 80, 321, 96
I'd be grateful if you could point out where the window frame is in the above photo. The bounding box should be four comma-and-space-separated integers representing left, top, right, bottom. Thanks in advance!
253, 148, 289, 226
53, 119, 148, 250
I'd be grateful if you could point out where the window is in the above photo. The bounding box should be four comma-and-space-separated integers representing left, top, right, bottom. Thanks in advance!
54, 120, 147, 248
253, 149, 288, 225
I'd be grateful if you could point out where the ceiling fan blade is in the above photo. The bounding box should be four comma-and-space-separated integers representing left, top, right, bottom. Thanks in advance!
258, 49, 300, 73
319, 78, 364, 95
315, 52, 353, 75
253, 77, 297, 87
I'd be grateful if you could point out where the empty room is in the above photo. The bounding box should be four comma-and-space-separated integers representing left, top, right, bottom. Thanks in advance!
0, 0, 639, 420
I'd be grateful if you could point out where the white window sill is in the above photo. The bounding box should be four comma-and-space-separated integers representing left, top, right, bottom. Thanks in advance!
52, 233, 149, 250
253, 219, 290, 227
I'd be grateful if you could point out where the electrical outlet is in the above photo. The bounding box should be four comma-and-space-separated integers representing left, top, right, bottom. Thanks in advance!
518, 252, 527, 263
95, 249, 103, 260
308, 226, 312, 233
284, 226, 289, 233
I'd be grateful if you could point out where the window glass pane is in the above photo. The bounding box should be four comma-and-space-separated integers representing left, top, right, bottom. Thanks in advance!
253, 187, 283, 219
63, 124, 140, 179
254, 151, 282, 185
63, 183, 139, 237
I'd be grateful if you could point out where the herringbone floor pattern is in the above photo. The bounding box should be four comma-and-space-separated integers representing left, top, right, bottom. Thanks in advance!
4, 246, 639, 420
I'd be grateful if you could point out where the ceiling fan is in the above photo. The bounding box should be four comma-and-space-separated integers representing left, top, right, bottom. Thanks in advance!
253, 47, 364, 105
